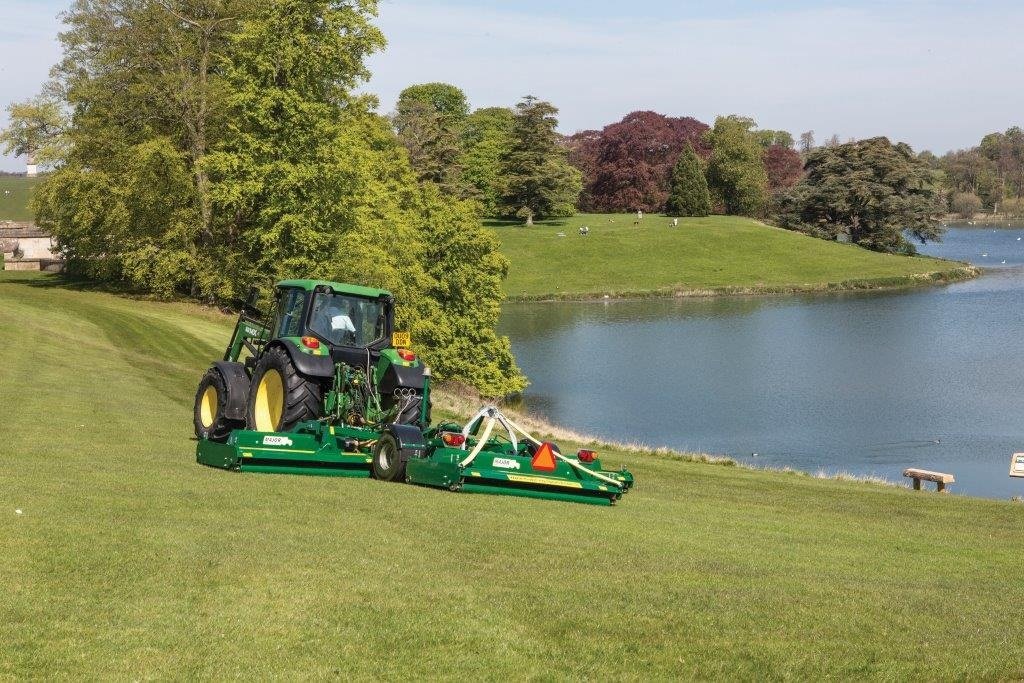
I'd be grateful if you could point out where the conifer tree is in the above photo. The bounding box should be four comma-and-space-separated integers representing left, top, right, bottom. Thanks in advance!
665, 143, 711, 217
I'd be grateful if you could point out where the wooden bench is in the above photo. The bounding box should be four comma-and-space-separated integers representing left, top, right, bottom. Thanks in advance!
903, 468, 955, 493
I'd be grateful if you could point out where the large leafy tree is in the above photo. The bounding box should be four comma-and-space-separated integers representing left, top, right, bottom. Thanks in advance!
778, 137, 944, 254
571, 111, 709, 213
665, 143, 710, 217
941, 149, 1001, 208
26, 0, 525, 396
705, 115, 769, 216
498, 96, 581, 225
461, 106, 514, 216
392, 82, 469, 196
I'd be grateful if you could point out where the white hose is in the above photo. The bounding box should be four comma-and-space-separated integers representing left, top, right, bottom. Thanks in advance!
461, 405, 517, 450
498, 414, 625, 489
459, 416, 496, 468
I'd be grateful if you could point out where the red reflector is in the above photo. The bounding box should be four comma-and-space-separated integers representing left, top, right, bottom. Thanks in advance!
398, 348, 417, 362
441, 432, 466, 447
301, 336, 320, 349
577, 449, 596, 463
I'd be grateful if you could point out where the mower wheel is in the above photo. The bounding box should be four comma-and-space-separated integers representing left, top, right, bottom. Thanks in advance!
193, 368, 243, 442
247, 345, 323, 433
371, 433, 407, 482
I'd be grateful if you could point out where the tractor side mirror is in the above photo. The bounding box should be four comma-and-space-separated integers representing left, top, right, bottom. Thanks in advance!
242, 287, 264, 317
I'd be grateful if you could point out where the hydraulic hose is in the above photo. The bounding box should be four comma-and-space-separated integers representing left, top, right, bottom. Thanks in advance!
498, 414, 625, 489
459, 416, 496, 468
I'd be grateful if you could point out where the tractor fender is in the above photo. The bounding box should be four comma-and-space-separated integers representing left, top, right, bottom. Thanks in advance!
211, 361, 251, 420
270, 339, 336, 379
385, 423, 428, 463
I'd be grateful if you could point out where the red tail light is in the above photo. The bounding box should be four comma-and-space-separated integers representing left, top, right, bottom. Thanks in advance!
397, 348, 417, 362
577, 449, 596, 463
301, 336, 320, 350
441, 432, 466, 447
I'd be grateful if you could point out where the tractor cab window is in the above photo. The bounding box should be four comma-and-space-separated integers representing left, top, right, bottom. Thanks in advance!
308, 292, 386, 348
274, 288, 306, 338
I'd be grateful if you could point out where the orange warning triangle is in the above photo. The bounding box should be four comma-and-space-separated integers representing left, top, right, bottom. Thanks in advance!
531, 442, 557, 472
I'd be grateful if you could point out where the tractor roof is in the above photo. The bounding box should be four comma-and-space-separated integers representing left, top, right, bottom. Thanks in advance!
276, 279, 391, 299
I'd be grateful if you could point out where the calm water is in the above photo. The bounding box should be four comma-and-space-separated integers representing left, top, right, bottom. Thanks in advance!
499, 226, 1024, 499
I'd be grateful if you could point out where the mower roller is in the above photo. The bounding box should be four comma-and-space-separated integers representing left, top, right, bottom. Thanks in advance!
193, 279, 634, 505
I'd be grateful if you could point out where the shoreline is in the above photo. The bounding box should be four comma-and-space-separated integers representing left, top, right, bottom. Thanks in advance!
504, 263, 981, 303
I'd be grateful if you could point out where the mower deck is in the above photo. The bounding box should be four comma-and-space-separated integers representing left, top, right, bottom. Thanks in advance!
406, 443, 633, 506
196, 409, 635, 506
196, 422, 376, 477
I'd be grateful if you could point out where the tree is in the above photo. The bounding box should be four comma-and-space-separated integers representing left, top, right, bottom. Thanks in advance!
392, 82, 469, 196
396, 82, 469, 123
798, 130, 815, 155
763, 144, 804, 193
498, 96, 582, 225
569, 111, 709, 212
778, 137, 944, 254
31, 0, 525, 396
461, 106, 514, 216
704, 115, 769, 216
664, 143, 710, 217
0, 96, 65, 167
753, 129, 794, 149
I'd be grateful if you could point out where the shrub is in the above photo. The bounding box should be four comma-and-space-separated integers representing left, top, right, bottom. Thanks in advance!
950, 191, 982, 219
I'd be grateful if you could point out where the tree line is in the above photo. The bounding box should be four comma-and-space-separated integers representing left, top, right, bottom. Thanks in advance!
391, 83, 948, 254
928, 127, 1024, 218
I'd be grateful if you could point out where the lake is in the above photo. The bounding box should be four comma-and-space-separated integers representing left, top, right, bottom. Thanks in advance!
499, 226, 1024, 499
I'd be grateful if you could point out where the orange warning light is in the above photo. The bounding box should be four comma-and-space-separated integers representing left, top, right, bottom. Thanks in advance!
531, 442, 557, 471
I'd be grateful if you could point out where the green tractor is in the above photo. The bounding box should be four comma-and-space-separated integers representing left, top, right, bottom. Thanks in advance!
193, 279, 635, 504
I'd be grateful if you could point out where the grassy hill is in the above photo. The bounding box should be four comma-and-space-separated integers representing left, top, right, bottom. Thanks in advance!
0, 176, 42, 221
1, 271, 1022, 679
487, 214, 977, 300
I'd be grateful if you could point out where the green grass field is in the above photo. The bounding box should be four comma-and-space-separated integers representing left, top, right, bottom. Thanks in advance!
3, 272, 1024, 678
0, 176, 41, 221
487, 214, 976, 300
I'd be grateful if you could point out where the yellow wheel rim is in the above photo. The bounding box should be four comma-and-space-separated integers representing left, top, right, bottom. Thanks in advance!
254, 368, 285, 432
200, 385, 217, 428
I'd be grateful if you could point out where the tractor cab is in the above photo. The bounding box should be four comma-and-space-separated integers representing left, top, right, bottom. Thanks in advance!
271, 280, 397, 369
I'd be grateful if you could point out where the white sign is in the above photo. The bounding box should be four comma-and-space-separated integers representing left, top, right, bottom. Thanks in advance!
492, 457, 520, 470
1010, 453, 1024, 478
263, 436, 293, 447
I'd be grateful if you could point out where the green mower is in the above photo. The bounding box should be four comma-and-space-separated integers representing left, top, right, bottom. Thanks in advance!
193, 279, 634, 505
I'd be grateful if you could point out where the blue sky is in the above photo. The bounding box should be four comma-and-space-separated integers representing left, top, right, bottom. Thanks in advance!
2, 0, 1022, 170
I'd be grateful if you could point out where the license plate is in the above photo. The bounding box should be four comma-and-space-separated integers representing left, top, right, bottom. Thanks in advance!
392, 331, 411, 347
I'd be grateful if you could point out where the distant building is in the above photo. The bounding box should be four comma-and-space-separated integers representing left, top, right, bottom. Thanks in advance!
1, 222, 63, 271
25, 152, 38, 178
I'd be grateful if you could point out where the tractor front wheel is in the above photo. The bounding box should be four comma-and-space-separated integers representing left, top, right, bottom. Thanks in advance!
193, 368, 243, 442
371, 433, 407, 482
247, 346, 323, 433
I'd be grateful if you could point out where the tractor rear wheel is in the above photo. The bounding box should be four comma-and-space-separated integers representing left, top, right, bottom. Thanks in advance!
371, 433, 407, 482
247, 345, 323, 433
193, 368, 243, 442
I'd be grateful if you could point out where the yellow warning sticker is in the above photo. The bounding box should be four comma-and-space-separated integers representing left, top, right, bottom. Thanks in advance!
506, 474, 583, 489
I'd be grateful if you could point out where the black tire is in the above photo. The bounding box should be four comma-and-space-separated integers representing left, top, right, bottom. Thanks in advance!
194, 368, 243, 442
371, 433, 406, 482
246, 345, 323, 433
